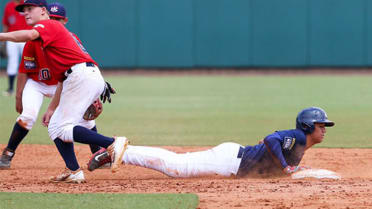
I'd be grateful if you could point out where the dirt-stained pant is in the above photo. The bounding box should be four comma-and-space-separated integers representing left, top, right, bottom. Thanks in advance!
17, 79, 56, 130
122, 142, 242, 177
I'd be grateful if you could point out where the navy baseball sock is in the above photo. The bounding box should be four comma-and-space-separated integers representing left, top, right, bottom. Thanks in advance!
54, 138, 80, 171
7, 122, 29, 152
88, 126, 101, 153
73, 125, 114, 148
8, 75, 15, 91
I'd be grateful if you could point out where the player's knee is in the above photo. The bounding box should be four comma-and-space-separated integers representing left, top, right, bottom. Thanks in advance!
16, 116, 36, 130
79, 119, 96, 130
48, 124, 74, 143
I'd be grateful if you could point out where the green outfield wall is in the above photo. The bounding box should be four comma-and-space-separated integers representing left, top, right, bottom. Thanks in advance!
0, 0, 371, 68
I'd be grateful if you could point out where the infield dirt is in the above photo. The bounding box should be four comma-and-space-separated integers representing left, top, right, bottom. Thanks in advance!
0, 144, 371, 209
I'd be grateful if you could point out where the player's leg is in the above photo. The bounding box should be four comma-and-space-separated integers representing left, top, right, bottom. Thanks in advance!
5, 42, 24, 96
3, 41, 19, 96
48, 64, 124, 182
77, 118, 101, 154
48, 64, 111, 145
121, 142, 243, 177
88, 126, 101, 154
0, 79, 45, 169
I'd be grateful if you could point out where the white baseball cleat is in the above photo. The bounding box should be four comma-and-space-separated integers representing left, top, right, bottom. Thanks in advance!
107, 136, 129, 173
50, 168, 86, 184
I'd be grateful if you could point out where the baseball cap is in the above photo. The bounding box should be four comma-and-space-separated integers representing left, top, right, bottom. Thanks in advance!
47, 2, 66, 19
15, 0, 48, 12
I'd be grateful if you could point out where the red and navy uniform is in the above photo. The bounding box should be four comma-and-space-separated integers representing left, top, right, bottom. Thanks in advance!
2, 1, 30, 32
19, 39, 58, 85
32, 19, 97, 81
237, 129, 307, 176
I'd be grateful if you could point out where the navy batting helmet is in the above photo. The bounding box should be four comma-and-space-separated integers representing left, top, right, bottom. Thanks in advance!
47, 2, 67, 20
296, 107, 335, 134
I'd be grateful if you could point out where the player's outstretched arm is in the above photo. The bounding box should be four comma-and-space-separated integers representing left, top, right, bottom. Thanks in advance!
0, 29, 39, 42
264, 136, 309, 174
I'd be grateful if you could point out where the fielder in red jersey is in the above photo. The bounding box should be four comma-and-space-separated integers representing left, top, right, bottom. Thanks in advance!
0, 0, 125, 183
0, 39, 58, 170
32, 19, 97, 81
0, 2, 102, 171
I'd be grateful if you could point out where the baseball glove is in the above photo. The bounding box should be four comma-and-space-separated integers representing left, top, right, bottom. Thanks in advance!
100, 81, 116, 103
83, 99, 103, 120
0, 42, 7, 58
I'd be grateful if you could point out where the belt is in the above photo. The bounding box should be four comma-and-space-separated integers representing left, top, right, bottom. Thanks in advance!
65, 62, 95, 75
237, 146, 244, 159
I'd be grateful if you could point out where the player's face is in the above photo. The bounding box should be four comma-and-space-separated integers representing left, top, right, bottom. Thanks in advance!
310, 123, 326, 143
23, 6, 44, 25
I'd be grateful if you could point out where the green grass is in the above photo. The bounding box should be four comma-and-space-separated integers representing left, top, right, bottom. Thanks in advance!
1, 74, 372, 148
0, 192, 199, 209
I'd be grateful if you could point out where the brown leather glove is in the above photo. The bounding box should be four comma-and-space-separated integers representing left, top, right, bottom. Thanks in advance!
83, 99, 103, 120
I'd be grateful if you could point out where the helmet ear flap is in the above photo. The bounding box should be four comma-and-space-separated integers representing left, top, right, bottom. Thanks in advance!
300, 121, 314, 134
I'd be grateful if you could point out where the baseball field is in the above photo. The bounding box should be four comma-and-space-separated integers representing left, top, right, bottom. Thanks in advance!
0, 70, 372, 209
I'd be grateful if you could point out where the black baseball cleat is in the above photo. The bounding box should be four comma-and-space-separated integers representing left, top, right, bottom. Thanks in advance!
0, 148, 14, 169
87, 148, 112, 171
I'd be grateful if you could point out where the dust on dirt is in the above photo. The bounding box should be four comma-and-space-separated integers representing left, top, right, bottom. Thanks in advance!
1, 145, 372, 208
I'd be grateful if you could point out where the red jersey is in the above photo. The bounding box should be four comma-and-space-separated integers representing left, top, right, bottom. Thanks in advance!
19, 39, 58, 85
33, 19, 97, 81
2, 1, 30, 32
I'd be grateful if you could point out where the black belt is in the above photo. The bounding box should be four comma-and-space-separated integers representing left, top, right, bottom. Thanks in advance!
237, 146, 244, 159
66, 62, 95, 75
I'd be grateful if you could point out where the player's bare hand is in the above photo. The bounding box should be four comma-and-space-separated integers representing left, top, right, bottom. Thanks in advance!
100, 81, 116, 103
42, 109, 54, 127
258, 139, 264, 144
15, 96, 23, 114
283, 165, 310, 174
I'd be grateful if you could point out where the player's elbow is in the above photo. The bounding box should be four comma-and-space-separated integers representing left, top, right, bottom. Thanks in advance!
16, 30, 39, 42
263, 136, 279, 151
263, 137, 271, 146
27, 29, 40, 41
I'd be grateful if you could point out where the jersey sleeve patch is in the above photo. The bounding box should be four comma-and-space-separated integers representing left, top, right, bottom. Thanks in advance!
34, 24, 45, 28
282, 137, 296, 150
24, 60, 36, 69
24, 56, 35, 61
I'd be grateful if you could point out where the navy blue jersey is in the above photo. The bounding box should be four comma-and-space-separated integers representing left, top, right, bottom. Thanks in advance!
237, 129, 306, 177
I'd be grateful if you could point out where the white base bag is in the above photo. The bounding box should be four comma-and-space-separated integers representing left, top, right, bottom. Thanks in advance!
291, 169, 341, 180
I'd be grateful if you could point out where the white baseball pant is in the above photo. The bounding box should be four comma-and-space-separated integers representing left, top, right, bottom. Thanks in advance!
17, 79, 57, 130
122, 142, 243, 177
6, 41, 25, 75
48, 63, 104, 142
